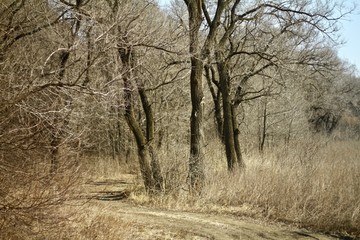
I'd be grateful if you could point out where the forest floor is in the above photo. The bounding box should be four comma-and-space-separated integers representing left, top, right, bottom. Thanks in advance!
69, 174, 344, 240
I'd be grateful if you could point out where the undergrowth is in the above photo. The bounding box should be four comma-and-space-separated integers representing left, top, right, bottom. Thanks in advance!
154, 139, 360, 237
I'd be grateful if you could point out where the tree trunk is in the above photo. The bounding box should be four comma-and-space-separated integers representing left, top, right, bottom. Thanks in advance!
231, 105, 244, 168
259, 101, 267, 153
138, 83, 163, 191
218, 59, 238, 171
205, 64, 223, 142
119, 45, 163, 193
185, 0, 205, 190
49, 8, 83, 173
49, 50, 70, 174
217, 54, 245, 170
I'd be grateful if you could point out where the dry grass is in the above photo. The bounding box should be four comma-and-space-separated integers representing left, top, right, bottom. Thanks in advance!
194, 139, 360, 237
79, 154, 140, 180
3, 139, 358, 239
42, 200, 199, 240
138, 139, 360, 237
52, 205, 140, 240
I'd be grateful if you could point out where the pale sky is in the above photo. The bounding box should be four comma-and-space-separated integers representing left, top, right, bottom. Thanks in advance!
157, 0, 360, 74
338, 11, 360, 74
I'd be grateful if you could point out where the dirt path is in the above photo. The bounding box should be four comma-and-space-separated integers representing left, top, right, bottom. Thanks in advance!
87, 201, 336, 240
79, 177, 339, 240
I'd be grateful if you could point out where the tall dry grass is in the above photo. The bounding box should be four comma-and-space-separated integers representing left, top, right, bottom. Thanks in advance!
9, 138, 357, 239
195, 139, 360, 236
80, 154, 139, 180
59, 137, 360, 238
140, 138, 359, 237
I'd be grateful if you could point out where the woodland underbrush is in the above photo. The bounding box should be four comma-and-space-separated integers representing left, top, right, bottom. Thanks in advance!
155, 139, 360, 237
2, 139, 359, 239
0, 153, 81, 240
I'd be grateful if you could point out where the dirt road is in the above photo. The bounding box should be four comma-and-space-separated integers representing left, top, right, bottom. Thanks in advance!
88, 201, 337, 240
79, 177, 340, 239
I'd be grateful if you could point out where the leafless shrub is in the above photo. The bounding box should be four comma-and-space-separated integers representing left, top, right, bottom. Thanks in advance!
0, 154, 80, 239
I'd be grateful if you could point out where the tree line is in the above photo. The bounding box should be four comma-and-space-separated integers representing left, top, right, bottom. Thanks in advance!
1, 0, 359, 193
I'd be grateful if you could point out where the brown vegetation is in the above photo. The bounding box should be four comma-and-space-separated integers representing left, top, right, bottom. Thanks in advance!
1, 0, 360, 239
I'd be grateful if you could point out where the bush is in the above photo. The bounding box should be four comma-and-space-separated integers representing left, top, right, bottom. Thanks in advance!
0, 156, 79, 239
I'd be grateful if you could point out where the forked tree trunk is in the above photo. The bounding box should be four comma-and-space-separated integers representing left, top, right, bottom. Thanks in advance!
138, 82, 163, 191
217, 56, 245, 170
205, 64, 223, 142
218, 59, 237, 170
119, 45, 163, 193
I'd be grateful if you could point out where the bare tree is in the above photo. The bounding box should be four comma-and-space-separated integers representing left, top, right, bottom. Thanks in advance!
91, 0, 169, 193
0, 1, 84, 238
182, 0, 207, 190
196, 0, 352, 170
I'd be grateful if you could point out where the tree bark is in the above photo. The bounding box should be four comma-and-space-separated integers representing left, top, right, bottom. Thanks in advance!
119, 45, 163, 193
216, 51, 245, 170
205, 64, 223, 142
185, 0, 205, 190
217, 58, 238, 170
50, 50, 70, 174
259, 101, 267, 153
138, 83, 163, 191
231, 105, 244, 168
